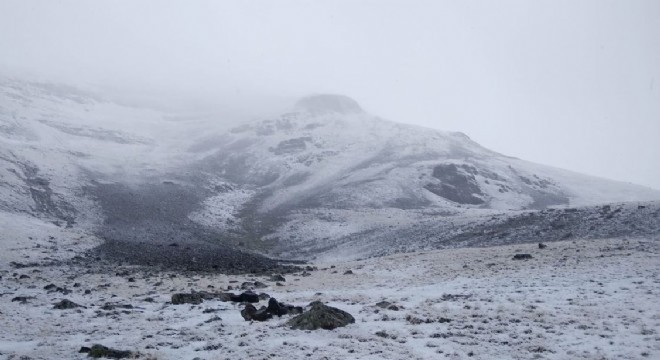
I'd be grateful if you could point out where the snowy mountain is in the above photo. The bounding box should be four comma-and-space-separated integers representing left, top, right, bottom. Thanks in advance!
1, 78, 659, 263
186, 94, 660, 258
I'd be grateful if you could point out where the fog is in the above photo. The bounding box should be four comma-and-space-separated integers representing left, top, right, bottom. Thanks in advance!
1, 0, 658, 189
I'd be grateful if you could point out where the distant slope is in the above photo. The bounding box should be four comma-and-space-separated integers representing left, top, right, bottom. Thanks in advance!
1, 79, 659, 263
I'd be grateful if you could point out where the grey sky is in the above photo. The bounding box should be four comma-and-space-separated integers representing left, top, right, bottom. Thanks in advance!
1, 0, 659, 189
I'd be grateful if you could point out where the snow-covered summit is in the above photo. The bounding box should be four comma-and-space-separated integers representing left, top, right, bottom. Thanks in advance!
294, 94, 364, 115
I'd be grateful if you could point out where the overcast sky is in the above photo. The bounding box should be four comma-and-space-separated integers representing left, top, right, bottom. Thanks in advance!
1, 0, 659, 189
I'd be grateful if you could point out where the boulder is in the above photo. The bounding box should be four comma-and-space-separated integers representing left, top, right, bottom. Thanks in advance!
228, 291, 260, 303
53, 299, 83, 309
270, 274, 286, 282
241, 304, 272, 322
85, 344, 132, 359
171, 293, 203, 305
512, 254, 533, 260
287, 301, 355, 330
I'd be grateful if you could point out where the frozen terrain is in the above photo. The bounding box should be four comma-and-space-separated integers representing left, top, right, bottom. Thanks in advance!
1, 78, 660, 359
1, 234, 658, 360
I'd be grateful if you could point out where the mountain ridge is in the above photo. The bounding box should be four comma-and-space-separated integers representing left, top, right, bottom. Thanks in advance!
1, 80, 659, 263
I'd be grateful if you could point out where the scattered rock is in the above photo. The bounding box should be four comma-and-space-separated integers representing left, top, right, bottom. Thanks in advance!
287, 301, 355, 330
11, 296, 34, 304
270, 274, 286, 282
375, 330, 397, 339
44, 283, 57, 291
512, 254, 533, 260
301, 271, 312, 277
53, 299, 83, 309
86, 344, 132, 358
241, 281, 268, 290
343, 270, 354, 275
228, 291, 260, 303
375, 301, 401, 311
171, 293, 203, 305
100, 303, 134, 311
241, 304, 272, 322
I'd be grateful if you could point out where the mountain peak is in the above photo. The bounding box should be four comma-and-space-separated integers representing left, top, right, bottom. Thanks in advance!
294, 94, 363, 115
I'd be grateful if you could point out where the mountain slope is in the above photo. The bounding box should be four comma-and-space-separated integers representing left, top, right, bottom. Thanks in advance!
185, 95, 660, 258
1, 79, 659, 264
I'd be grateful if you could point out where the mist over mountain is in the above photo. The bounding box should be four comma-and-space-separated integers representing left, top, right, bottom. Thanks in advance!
2, 78, 659, 264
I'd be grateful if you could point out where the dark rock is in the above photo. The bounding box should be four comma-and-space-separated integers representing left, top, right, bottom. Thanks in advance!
86, 344, 132, 359
79, 346, 91, 353
44, 283, 57, 291
258, 292, 271, 301
270, 274, 286, 282
301, 271, 312, 277
53, 299, 83, 309
267, 298, 285, 316
375, 330, 397, 339
343, 270, 354, 275
538, 243, 547, 249
171, 293, 203, 305
11, 296, 34, 304
228, 291, 260, 303
375, 301, 391, 309
127, 278, 135, 283
100, 303, 134, 311
425, 164, 485, 205
253, 281, 267, 289
19, 274, 30, 279
512, 254, 533, 260
241, 304, 272, 322
287, 301, 355, 330
375, 300, 400, 311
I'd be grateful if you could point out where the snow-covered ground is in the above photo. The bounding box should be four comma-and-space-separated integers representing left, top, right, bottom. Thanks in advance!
2, 234, 658, 360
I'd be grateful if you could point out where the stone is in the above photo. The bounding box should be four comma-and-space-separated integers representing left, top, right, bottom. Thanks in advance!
512, 254, 533, 260
228, 291, 260, 303
270, 274, 286, 282
241, 304, 272, 322
86, 344, 132, 359
53, 299, 83, 309
11, 296, 34, 304
171, 293, 203, 305
287, 301, 355, 330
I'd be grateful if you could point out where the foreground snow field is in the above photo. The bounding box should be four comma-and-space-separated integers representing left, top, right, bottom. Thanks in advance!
1, 235, 658, 360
